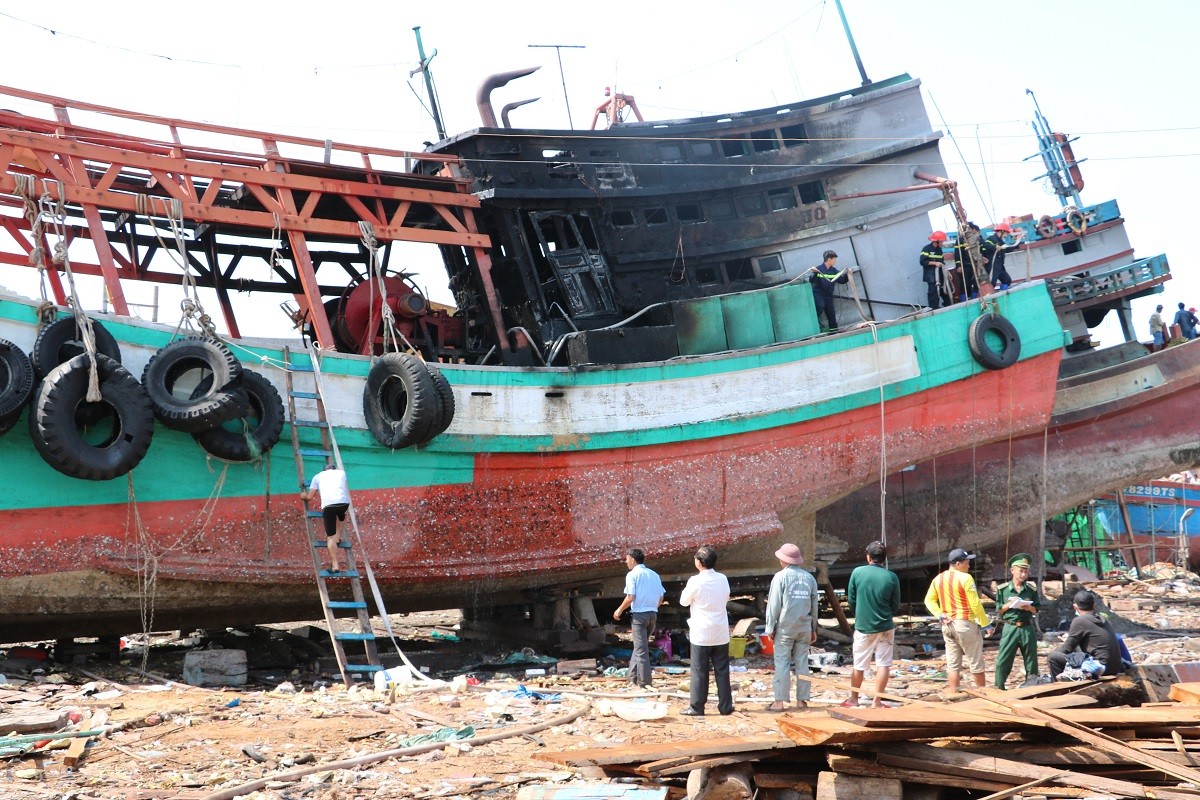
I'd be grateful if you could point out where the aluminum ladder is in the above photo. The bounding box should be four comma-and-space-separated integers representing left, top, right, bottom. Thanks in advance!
283, 346, 381, 687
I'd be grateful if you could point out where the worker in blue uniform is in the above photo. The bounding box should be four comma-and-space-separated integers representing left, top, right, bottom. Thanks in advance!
810, 250, 850, 332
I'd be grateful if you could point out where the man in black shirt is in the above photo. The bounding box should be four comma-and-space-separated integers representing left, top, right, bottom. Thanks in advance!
981, 223, 1014, 289
1047, 590, 1123, 679
919, 232, 948, 309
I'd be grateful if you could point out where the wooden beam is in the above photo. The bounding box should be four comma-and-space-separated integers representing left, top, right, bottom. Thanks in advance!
962, 688, 1200, 787
872, 741, 1199, 800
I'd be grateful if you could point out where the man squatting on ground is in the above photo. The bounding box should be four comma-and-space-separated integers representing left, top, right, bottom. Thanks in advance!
764, 543, 820, 711
925, 548, 994, 693
613, 548, 665, 688
300, 461, 351, 572
844, 540, 901, 707
1048, 590, 1125, 679
679, 545, 734, 716
993, 552, 1042, 688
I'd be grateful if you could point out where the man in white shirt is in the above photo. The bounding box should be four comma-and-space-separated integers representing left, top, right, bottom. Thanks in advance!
299, 461, 351, 571
679, 545, 734, 716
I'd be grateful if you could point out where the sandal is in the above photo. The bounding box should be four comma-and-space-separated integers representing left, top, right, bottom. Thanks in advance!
767, 702, 788, 712
838, 699, 859, 708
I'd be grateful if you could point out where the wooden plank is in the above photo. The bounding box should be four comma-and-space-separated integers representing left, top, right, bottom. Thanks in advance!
534, 735, 794, 767
963, 688, 1200, 787
637, 749, 783, 777
816, 771, 901, 800
997, 742, 1200, 766
1170, 683, 1200, 704
751, 771, 819, 791
778, 714, 1001, 747
826, 754, 1017, 793
873, 741, 1200, 800
832, 703, 1200, 730
516, 787, 667, 800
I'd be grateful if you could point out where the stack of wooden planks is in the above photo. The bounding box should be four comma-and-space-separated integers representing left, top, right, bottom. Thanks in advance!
535, 681, 1200, 800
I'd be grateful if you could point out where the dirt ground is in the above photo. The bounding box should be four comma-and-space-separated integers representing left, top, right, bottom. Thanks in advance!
1, 570, 1198, 800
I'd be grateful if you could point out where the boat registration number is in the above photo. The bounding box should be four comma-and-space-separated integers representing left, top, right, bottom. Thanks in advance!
1125, 485, 1178, 498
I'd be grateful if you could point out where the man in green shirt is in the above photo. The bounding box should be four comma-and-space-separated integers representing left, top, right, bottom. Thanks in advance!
844, 540, 901, 707
994, 552, 1042, 689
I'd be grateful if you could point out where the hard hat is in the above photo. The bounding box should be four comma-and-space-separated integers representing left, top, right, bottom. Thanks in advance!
994, 222, 1013, 233
929, 231, 947, 242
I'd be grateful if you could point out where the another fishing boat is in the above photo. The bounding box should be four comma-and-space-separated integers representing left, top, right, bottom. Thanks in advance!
0, 72, 1070, 642
816, 99, 1200, 578
1091, 480, 1200, 569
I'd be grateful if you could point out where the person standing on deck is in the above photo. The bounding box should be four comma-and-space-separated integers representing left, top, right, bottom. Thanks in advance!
925, 548, 993, 694
764, 543, 820, 711
981, 223, 1014, 289
1150, 304, 1166, 351
844, 540, 901, 708
993, 553, 1042, 689
920, 232, 948, 310
300, 461, 351, 572
1173, 303, 1198, 341
613, 548, 665, 688
679, 545, 734, 716
810, 250, 850, 332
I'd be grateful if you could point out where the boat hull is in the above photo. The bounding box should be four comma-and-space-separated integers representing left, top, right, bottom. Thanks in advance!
817, 339, 1200, 577
0, 288, 1064, 639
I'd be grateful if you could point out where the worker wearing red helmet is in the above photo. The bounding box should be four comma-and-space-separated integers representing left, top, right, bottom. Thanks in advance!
981, 223, 1014, 290
919, 231, 948, 309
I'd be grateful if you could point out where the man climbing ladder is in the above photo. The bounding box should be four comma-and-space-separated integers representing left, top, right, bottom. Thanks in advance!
301, 460, 351, 572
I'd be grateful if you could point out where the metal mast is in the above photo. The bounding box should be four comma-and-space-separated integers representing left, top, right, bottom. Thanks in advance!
412, 26, 447, 141
832, 0, 871, 86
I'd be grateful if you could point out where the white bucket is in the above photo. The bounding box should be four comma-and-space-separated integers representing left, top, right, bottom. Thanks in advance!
373, 665, 413, 692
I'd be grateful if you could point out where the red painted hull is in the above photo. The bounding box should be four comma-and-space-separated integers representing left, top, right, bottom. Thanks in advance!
0, 352, 1060, 639
819, 341, 1200, 579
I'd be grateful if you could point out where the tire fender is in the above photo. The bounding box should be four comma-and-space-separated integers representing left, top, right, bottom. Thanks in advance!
423, 364, 456, 443
28, 353, 154, 480
968, 313, 1021, 370
0, 338, 35, 435
142, 337, 246, 432
32, 315, 122, 379
362, 353, 440, 449
193, 369, 285, 462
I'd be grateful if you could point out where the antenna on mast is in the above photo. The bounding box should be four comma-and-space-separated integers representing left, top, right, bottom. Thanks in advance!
832, 0, 871, 86
411, 26, 447, 141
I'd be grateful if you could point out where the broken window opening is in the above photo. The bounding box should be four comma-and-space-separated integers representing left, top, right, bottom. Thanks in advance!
752, 132, 780, 153
677, 203, 704, 224
726, 258, 755, 282
611, 209, 636, 228
695, 266, 723, 285
1061, 239, 1083, 256
644, 207, 669, 226
768, 187, 798, 212
798, 181, 825, 204
780, 123, 809, 147
720, 134, 751, 158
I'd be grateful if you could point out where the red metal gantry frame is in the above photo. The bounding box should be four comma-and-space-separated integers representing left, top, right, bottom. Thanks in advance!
0, 83, 510, 357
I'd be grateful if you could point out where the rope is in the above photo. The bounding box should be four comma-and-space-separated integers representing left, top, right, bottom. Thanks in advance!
865, 320, 887, 546
13, 174, 51, 307
135, 194, 217, 339
39, 179, 102, 401
668, 229, 686, 284
360, 221, 400, 355
1038, 427, 1050, 587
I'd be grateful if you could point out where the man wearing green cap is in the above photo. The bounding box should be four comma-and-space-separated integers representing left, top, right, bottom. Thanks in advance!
994, 553, 1042, 689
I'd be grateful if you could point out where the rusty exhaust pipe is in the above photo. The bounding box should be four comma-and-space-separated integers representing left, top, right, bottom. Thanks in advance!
477, 67, 540, 127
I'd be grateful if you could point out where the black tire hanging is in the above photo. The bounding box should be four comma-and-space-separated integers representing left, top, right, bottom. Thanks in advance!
142, 337, 246, 432
968, 313, 1021, 370
0, 338, 35, 436
363, 352, 441, 449
422, 363, 456, 443
32, 315, 123, 378
192, 369, 285, 462
28, 353, 154, 480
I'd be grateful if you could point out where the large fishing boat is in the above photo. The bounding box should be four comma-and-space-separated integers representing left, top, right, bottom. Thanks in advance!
816, 99, 1200, 578
0, 70, 1071, 642
1092, 479, 1200, 569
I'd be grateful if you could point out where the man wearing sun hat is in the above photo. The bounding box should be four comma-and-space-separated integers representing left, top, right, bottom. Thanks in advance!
925, 548, 993, 694
993, 553, 1042, 689
764, 542, 820, 712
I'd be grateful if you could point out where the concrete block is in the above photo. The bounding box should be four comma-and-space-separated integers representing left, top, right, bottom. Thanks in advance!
183, 649, 247, 687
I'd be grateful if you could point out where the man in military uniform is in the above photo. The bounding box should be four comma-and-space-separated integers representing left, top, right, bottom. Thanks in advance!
994, 553, 1041, 689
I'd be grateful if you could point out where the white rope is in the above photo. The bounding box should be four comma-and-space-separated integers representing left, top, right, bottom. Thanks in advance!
863, 321, 888, 546
360, 220, 401, 355
136, 194, 216, 338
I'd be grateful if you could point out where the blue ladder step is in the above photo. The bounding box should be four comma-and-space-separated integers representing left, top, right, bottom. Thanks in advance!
326, 600, 368, 610
318, 569, 359, 578
290, 391, 320, 399
334, 632, 376, 641
293, 420, 328, 428
298, 448, 332, 459
306, 510, 323, 519
344, 664, 384, 673
290, 364, 314, 372
313, 539, 352, 549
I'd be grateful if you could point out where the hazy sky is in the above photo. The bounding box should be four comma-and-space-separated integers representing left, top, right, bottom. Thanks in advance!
2, 0, 1197, 342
